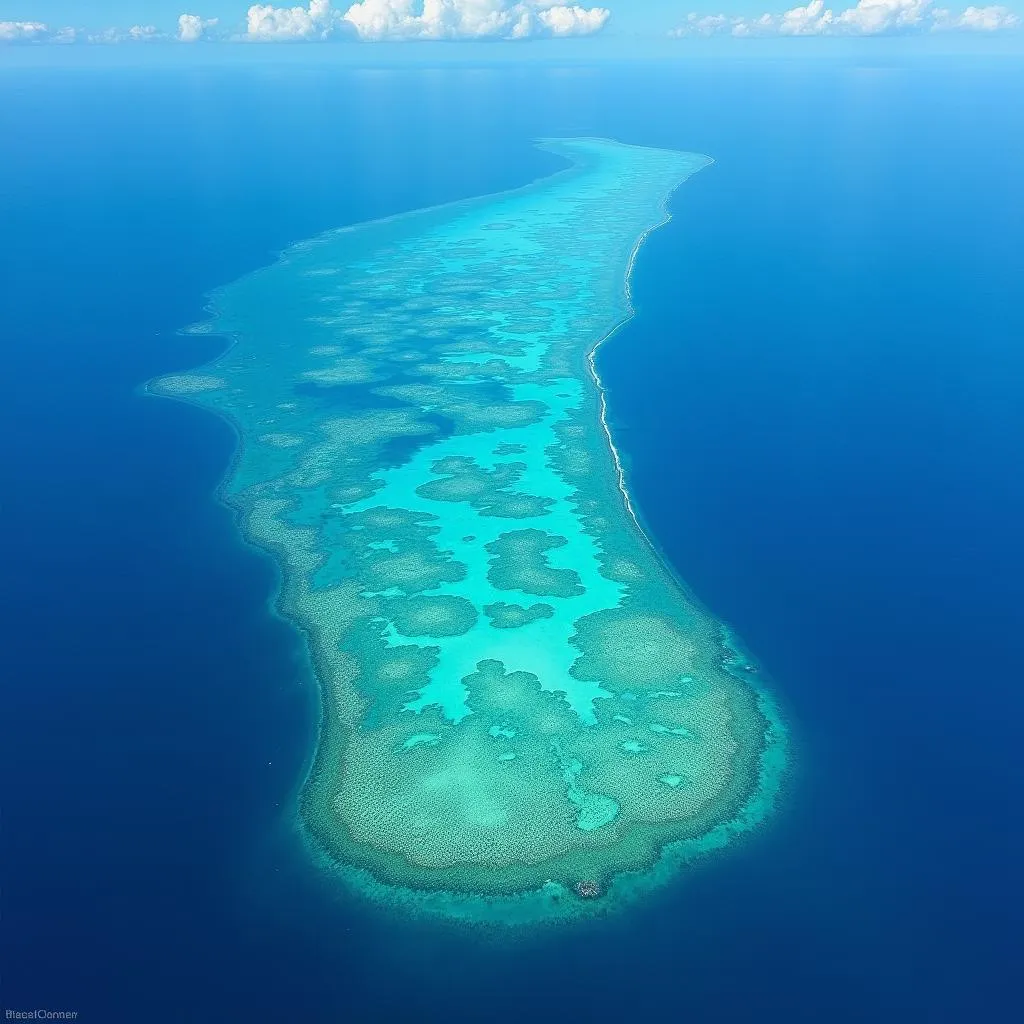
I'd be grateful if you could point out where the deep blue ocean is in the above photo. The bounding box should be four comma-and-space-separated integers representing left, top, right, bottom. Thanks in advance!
2, 60, 1022, 1023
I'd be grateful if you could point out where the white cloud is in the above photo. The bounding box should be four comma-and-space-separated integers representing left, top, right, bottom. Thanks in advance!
537, 5, 611, 35
2, 0, 610, 45
87, 24, 164, 43
0, 20, 50, 40
178, 13, 220, 41
245, 0, 349, 39
838, 0, 932, 31
671, 14, 731, 36
934, 3, 1020, 27
779, 0, 834, 32
0, 20, 168, 44
340, 0, 610, 40
672, 0, 1021, 36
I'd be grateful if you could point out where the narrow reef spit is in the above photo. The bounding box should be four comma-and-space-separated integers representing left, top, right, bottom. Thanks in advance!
151, 139, 787, 924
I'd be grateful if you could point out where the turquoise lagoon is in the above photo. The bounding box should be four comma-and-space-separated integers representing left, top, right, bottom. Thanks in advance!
152, 139, 787, 921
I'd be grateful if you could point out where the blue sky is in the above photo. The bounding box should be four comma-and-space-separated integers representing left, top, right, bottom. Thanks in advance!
2, 0, 1021, 45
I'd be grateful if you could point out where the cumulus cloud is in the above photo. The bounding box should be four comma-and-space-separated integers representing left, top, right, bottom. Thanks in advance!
671, 0, 1020, 35
537, 5, 611, 34
178, 13, 220, 41
245, 0, 350, 38
0, 20, 168, 43
838, 0, 933, 31
87, 24, 165, 43
340, 0, 610, 40
0, 20, 50, 40
3, 0, 610, 45
934, 3, 1020, 28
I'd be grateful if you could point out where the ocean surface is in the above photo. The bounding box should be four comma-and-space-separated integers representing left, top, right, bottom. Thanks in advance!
2, 59, 1022, 1022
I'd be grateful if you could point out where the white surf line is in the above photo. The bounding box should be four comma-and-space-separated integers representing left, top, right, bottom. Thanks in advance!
585, 160, 713, 556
